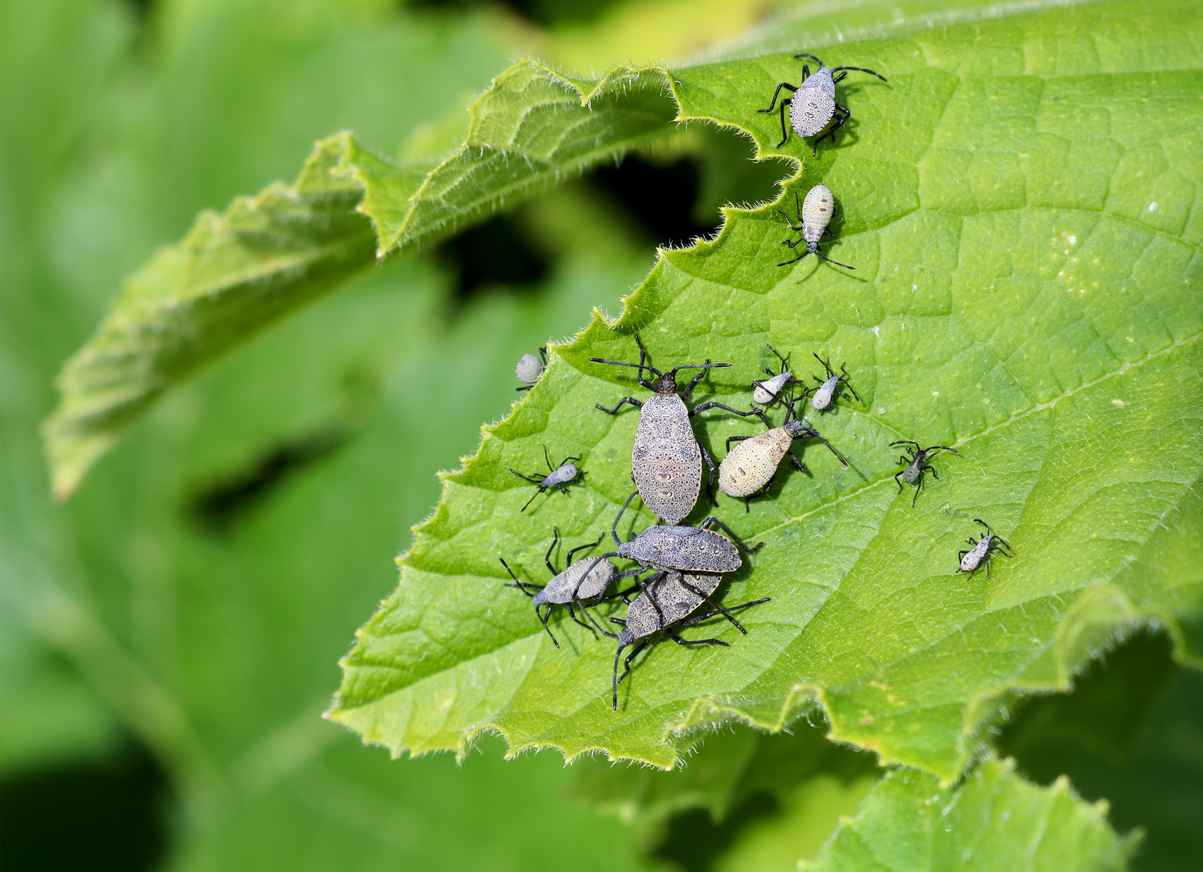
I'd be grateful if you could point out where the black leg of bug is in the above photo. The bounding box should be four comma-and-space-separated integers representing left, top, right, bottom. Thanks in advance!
613, 639, 649, 709
699, 443, 719, 505
610, 490, 641, 545
565, 532, 605, 567
757, 82, 798, 149
699, 516, 764, 554
564, 603, 598, 638
725, 434, 752, 452
680, 362, 714, 402
689, 401, 773, 422
811, 104, 850, 154
678, 578, 753, 634
664, 626, 729, 647
680, 597, 771, 628
595, 396, 645, 415
542, 528, 562, 575
779, 191, 805, 231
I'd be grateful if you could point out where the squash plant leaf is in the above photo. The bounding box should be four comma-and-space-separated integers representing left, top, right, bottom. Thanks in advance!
42, 64, 682, 498
801, 757, 1138, 872
327, 0, 1203, 783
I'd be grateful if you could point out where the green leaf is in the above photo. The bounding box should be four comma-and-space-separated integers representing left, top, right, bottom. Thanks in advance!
43, 56, 683, 498
329, 0, 1203, 781
568, 721, 877, 824
1001, 631, 1203, 872
801, 757, 1137, 872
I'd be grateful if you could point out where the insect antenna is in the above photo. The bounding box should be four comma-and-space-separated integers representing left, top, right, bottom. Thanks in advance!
830, 66, 887, 82
499, 558, 543, 598
815, 250, 855, 270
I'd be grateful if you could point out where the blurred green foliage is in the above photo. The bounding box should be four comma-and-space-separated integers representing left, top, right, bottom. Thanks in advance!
3, 1, 1201, 871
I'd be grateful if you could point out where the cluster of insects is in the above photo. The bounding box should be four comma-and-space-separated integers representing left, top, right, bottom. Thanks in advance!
506, 333, 1012, 710
498, 53, 1013, 710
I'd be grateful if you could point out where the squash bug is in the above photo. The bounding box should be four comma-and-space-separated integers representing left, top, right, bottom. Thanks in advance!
758, 52, 887, 154
719, 389, 848, 510
508, 445, 581, 512
595, 490, 764, 578
515, 347, 547, 391
778, 185, 853, 270
752, 343, 794, 406
590, 333, 769, 524
890, 440, 958, 506
958, 519, 1012, 578
501, 529, 627, 648
810, 353, 861, 411
607, 569, 769, 709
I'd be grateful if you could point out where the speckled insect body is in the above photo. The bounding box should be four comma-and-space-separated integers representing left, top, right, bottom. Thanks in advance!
958, 519, 1012, 578
597, 490, 763, 578
758, 52, 887, 155
508, 445, 581, 512
779, 185, 853, 271
719, 391, 848, 510
502, 529, 622, 648
810, 353, 861, 411
890, 440, 958, 506
752, 344, 794, 405
607, 569, 770, 709
591, 334, 767, 524
515, 347, 547, 391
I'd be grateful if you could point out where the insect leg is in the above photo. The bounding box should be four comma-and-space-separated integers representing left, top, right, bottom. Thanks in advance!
664, 626, 729, 647
565, 603, 600, 639
725, 434, 752, 452
690, 401, 769, 421
787, 450, 806, 472
779, 191, 805, 231
758, 81, 797, 113
537, 604, 561, 649
544, 528, 561, 574
509, 468, 543, 484
595, 396, 644, 415
566, 531, 606, 567
611, 490, 641, 545
699, 443, 718, 505
699, 517, 764, 554
911, 475, 922, 507
680, 597, 771, 627
926, 465, 941, 480
679, 578, 751, 634
812, 104, 850, 154
613, 640, 649, 709
776, 98, 792, 148
894, 472, 904, 493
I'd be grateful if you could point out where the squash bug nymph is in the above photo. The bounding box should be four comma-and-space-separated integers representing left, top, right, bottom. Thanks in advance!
810, 353, 861, 411
590, 333, 768, 523
508, 444, 581, 512
890, 440, 958, 506
501, 528, 628, 648
778, 185, 853, 270
515, 347, 547, 391
957, 519, 1012, 578
719, 388, 848, 511
752, 343, 794, 406
758, 52, 887, 154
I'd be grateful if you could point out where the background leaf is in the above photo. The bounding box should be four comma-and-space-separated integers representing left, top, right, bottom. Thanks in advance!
329, 0, 1203, 783
802, 757, 1137, 872
43, 51, 684, 497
